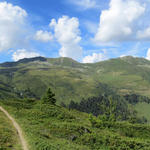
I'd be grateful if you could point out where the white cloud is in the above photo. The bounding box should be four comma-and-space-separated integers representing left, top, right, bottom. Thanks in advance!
12, 49, 40, 61
137, 27, 150, 40
0, 2, 28, 51
69, 0, 97, 9
94, 0, 145, 43
83, 50, 107, 63
146, 48, 150, 60
50, 16, 83, 60
34, 30, 53, 42
120, 55, 126, 58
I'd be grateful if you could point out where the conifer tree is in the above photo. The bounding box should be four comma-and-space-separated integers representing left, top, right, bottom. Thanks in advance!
42, 88, 56, 105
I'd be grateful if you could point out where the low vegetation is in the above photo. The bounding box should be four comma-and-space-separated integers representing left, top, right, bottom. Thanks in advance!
1, 88, 150, 150
0, 109, 21, 149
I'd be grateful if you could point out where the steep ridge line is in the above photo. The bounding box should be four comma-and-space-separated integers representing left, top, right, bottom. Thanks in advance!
0, 106, 28, 150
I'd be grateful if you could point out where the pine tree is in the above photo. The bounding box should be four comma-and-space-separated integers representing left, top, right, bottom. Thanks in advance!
42, 88, 56, 105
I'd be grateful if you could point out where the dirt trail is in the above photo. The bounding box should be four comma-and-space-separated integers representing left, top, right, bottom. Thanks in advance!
0, 106, 28, 150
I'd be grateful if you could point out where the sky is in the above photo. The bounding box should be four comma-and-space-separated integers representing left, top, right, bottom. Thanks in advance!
0, 0, 150, 63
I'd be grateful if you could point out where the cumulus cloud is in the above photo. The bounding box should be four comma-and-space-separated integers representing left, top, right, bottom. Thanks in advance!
50, 16, 83, 60
12, 49, 40, 61
146, 48, 150, 60
83, 50, 107, 63
34, 30, 53, 42
0, 2, 28, 51
94, 0, 145, 43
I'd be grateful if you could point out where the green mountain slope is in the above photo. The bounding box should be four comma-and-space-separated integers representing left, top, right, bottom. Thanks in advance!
1, 56, 150, 103
1, 99, 150, 150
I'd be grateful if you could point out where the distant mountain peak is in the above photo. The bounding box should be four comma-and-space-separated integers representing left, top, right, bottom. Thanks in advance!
17, 56, 47, 63
120, 55, 136, 59
1, 56, 150, 68
0, 57, 47, 67
119, 55, 150, 66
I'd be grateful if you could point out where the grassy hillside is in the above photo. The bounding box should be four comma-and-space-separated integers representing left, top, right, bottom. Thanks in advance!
1, 99, 150, 150
1, 56, 150, 104
135, 103, 150, 123
0, 109, 21, 149
93, 56, 150, 97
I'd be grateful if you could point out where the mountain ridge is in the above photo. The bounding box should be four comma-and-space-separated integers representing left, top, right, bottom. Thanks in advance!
0, 55, 150, 103
1, 55, 149, 65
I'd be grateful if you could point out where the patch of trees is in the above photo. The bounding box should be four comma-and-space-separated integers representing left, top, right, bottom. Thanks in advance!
67, 94, 147, 124
124, 94, 150, 104
68, 94, 128, 120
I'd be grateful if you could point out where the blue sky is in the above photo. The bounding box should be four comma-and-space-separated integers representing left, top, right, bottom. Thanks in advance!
0, 0, 150, 63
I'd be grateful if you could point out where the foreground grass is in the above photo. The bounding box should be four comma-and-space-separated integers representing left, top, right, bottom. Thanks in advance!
135, 102, 150, 123
1, 99, 150, 150
0, 109, 22, 150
